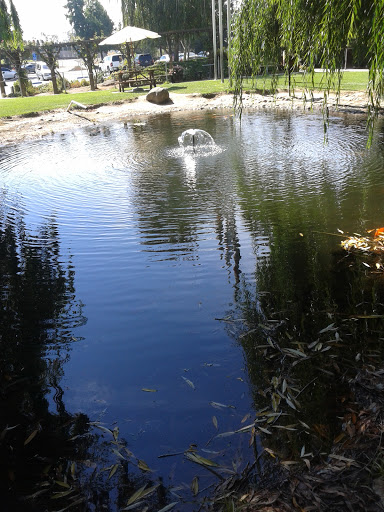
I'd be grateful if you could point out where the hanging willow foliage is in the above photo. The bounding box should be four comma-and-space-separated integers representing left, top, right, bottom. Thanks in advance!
230, 0, 382, 135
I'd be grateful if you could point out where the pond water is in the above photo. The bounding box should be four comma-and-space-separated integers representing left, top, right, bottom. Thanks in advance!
1, 109, 384, 510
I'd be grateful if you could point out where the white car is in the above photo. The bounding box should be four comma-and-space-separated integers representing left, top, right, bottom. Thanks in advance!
99, 54, 123, 73
35, 62, 52, 81
1, 67, 17, 80
157, 54, 170, 63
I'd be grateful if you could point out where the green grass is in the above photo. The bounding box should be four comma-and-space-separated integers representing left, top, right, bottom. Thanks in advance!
0, 71, 369, 119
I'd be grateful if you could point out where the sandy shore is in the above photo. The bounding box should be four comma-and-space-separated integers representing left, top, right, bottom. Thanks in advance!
0, 89, 370, 147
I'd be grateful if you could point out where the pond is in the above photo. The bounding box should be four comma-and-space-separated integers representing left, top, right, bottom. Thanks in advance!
1, 108, 384, 510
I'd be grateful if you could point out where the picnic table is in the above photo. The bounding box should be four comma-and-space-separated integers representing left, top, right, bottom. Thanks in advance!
117, 69, 157, 91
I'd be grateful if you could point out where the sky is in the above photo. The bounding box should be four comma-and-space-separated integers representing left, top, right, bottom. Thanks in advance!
12, 0, 123, 41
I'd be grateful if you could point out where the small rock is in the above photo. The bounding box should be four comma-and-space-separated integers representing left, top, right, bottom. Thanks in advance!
146, 87, 170, 105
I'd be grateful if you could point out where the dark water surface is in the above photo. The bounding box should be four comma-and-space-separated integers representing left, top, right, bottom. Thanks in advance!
1, 109, 384, 509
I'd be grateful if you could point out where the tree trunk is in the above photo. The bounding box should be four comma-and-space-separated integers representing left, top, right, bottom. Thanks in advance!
167, 37, 173, 61
50, 66, 59, 94
0, 52, 6, 97
174, 38, 180, 62
15, 63, 26, 97
86, 57, 96, 90
0, 76, 6, 97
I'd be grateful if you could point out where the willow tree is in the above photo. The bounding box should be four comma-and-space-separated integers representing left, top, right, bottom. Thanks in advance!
231, 0, 382, 132
121, 0, 211, 60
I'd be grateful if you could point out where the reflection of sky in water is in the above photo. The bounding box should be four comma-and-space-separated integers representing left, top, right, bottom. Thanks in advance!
0, 109, 383, 495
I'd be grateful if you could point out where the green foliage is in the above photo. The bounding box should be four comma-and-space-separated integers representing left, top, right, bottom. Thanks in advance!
13, 79, 37, 96
230, 0, 383, 131
121, 0, 211, 58
65, 0, 113, 39
70, 79, 81, 88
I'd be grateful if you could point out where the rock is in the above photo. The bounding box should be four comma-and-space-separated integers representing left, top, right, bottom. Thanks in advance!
146, 87, 170, 105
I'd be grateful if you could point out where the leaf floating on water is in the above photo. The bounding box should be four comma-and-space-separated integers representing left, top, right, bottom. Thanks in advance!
319, 323, 335, 334
191, 476, 199, 496
137, 459, 152, 472
241, 413, 251, 423
281, 460, 300, 467
182, 376, 195, 390
127, 484, 159, 505
55, 480, 71, 489
209, 401, 235, 410
374, 227, 384, 238
258, 426, 272, 435
337, 228, 344, 234
142, 388, 157, 392
215, 431, 235, 438
186, 452, 220, 467
112, 449, 126, 460
264, 448, 276, 458
286, 397, 297, 410
127, 485, 147, 505
156, 502, 178, 512
24, 429, 39, 446
299, 232, 304, 237
235, 423, 255, 434
121, 501, 146, 511
108, 464, 119, 480
91, 423, 114, 436
362, 262, 371, 268
212, 416, 218, 430
112, 426, 119, 442
51, 488, 75, 499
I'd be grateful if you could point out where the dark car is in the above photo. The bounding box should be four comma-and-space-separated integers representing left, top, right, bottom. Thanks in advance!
135, 54, 153, 67
22, 63, 36, 74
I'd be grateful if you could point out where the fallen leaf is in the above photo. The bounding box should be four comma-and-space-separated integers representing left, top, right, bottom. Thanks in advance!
191, 476, 199, 495
182, 377, 195, 390
137, 459, 152, 472
24, 429, 39, 446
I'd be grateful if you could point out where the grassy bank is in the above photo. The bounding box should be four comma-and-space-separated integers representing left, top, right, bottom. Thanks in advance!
0, 71, 369, 119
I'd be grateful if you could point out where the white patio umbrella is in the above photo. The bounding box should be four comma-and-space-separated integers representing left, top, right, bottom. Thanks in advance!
99, 26, 161, 46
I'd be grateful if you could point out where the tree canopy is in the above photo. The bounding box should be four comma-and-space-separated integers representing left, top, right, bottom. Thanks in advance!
230, 0, 383, 130
65, 0, 114, 39
121, 0, 211, 34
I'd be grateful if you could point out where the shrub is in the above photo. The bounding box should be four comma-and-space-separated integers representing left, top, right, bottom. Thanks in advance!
80, 79, 89, 87
70, 80, 81, 88
13, 79, 38, 96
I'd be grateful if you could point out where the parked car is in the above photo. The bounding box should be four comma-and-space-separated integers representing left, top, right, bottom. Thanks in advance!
178, 52, 202, 61
35, 62, 52, 81
156, 54, 170, 63
99, 54, 123, 73
1, 67, 17, 80
22, 63, 36, 74
135, 54, 153, 67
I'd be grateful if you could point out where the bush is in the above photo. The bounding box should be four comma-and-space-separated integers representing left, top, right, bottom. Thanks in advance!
70, 80, 81, 88
13, 79, 38, 96
80, 79, 89, 87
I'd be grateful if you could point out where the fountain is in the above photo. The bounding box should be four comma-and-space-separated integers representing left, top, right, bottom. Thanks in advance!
178, 129, 216, 153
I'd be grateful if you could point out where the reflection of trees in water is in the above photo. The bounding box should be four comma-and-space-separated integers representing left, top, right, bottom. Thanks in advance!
214, 159, 384, 464
0, 206, 169, 511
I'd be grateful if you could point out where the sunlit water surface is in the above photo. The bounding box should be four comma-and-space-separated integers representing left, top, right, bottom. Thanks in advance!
1, 109, 384, 507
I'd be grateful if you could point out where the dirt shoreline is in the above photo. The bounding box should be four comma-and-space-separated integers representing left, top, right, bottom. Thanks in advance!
0, 89, 371, 147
